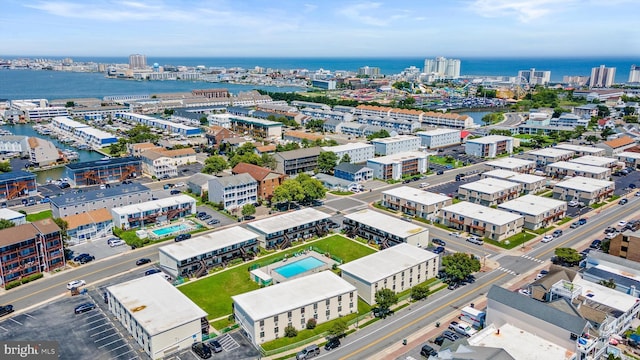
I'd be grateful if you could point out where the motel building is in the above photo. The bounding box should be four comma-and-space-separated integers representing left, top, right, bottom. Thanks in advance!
457, 178, 523, 207
552, 176, 615, 206
498, 194, 567, 230
339, 243, 439, 305
232, 271, 357, 345
440, 201, 524, 241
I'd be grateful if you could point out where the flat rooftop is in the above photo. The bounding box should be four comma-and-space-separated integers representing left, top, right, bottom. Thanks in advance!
366, 151, 427, 165
498, 194, 566, 216
370, 135, 420, 144
159, 226, 259, 262
322, 142, 374, 152
486, 157, 535, 170
441, 201, 523, 226
554, 176, 614, 192
111, 195, 194, 215
468, 323, 574, 360
51, 183, 150, 207
529, 148, 574, 158
344, 209, 429, 239
339, 243, 437, 284
568, 155, 617, 167
382, 186, 451, 206
617, 151, 640, 160
247, 208, 330, 235
107, 274, 206, 336
416, 128, 460, 136
555, 144, 604, 154
572, 276, 638, 312
482, 169, 546, 184
466, 135, 512, 144
546, 161, 610, 174
232, 271, 355, 321
459, 178, 521, 195
65, 156, 140, 170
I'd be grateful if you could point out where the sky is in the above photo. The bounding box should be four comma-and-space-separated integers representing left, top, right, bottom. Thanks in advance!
1, 0, 639, 58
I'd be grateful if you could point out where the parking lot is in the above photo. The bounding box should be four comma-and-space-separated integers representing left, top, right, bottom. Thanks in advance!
426, 173, 482, 198
195, 205, 236, 228
612, 169, 640, 196
168, 332, 259, 360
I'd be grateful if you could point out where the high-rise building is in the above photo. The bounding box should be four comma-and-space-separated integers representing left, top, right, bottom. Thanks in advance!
128, 54, 147, 70
589, 65, 616, 88
423, 57, 460, 78
562, 76, 590, 87
629, 65, 640, 83
518, 68, 551, 85
357, 66, 380, 78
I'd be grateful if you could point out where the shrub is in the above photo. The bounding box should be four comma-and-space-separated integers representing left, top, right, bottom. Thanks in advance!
5, 280, 22, 290
284, 324, 298, 338
21, 273, 44, 284
306, 318, 317, 330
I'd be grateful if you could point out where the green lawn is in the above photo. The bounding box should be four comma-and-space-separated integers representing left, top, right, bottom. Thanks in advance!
484, 232, 536, 249
329, 190, 354, 196
26, 210, 52, 222
557, 217, 573, 225
180, 235, 375, 320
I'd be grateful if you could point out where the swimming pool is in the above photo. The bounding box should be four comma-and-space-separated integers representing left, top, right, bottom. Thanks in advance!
152, 223, 190, 237
274, 257, 326, 278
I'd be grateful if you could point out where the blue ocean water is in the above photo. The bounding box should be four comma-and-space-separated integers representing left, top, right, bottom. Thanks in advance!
1, 57, 637, 100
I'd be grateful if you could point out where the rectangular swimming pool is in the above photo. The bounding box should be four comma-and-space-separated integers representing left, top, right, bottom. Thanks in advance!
152, 223, 190, 237
274, 257, 326, 278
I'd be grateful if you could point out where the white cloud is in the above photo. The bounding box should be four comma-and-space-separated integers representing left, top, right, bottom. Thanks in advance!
303, 3, 317, 13
469, 0, 569, 23
25, 1, 195, 21
338, 2, 391, 27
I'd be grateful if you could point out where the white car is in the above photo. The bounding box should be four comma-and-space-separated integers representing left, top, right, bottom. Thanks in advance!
109, 239, 126, 247
67, 280, 86, 290
606, 232, 619, 239
541, 235, 554, 243
568, 200, 579, 207
518, 288, 531, 296
618, 221, 628, 227
450, 232, 461, 238
175, 182, 185, 187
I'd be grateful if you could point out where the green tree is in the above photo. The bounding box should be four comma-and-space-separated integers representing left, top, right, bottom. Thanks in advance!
0, 161, 11, 173
585, 135, 598, 144
284, 324, 298, 338
272, 179, 305, 209
596, 105, 610, 118
601, 128, 616, 140
305, 318, 317, 330
199, 116, 209, 125
163, 109, 175, 116
317, 151, 338, 174
623, 106, 636, 116
297, 173, 326, 203
366, 129, 391, 141
108, 138, 128, 156
202, 155, 228, 174
340, 153, 351, 164
374, 288, 398, 311
442, 253, 481, 281
305, 119, 325, 132
0, 218, 15, 230
53, 218, 69, 245
261, 153, 276, 170
327, 319, 348, 338
410, 283, 429, 301
65, 101, 75, 108
127, 125, 160, 144
554, 248, 582, 266
598, 278, 616, 289
241, 203, 256, 218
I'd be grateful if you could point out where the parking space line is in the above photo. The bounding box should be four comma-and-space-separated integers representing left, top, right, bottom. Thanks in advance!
90, 327, 114, 337
109, 343, 130, 352
126, 356, 140, 360
85, 313, 103, 321
95, 332, 119, 343
114, 349, 135, 359
82, 318, 107, 327
87, 322, 111, 331
0, 325, 7, 332
9, 318, 22, 325
98, 338, 124, 349
23, 313, 35, 319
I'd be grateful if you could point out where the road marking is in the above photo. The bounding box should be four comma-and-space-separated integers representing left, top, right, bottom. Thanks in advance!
23, 313, 35, 319
496, 267, 517, 275
217, 333, 240, 351
521, 255, 544, 264
109, 343, 130, 352
82, 318, 106, 327
339, 272, 509, 360
9, 318, 22, 325
0, 325, 7, 332
114, 349, 135, 359
98, 337, 123, 349
90, 327, 114, 337
95, 332, 119, 343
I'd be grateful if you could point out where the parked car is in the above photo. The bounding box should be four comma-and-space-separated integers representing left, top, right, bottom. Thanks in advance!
466, 236, 484, 245
0, 305, 14, 317
590, 239, 602, 249
67, 280, 86, 290
74, 302, 96, 314
296, 344, 320, 359
208, 340, 223, 353
136, 258, 152, 266
324, 337, 341, 351
432, 238, 446, 246
518, 288, 531, 296
78, 255, 95, 264
448, 321, 459, 331
109, 239, 126, 247
170, 189, 181, 195
432, 246, 445, 254
372, 307, 394, 318
145, 269, 162, 276
175, 182, 185, 187
420, 344, 438, 357
568, 200, 579, 207
447, 282, 460, 290
441, 330, 460, 342
618, 221, 628, 227
191, 341, 212, 359
436, 170, 445, 175
73, 253, 90, 262
175, 233, 192, 242
207, 219, 219, 226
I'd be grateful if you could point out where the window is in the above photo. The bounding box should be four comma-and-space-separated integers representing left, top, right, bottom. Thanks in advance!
288, 311, 292, 319
300, 307, 305, 314
259, 320, 264, 327
350, 292, 354, 299
313, 303, 318, 310
273, 315, 279, 322
274, 327, 279, 334
338, 306, 342, 312
326, 310, 330, 316
338, 295, 342, 301
260, 331, 265, 338
326, 299, 330, 305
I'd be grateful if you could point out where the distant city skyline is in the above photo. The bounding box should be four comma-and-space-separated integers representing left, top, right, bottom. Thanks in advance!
1, 0, 639, 58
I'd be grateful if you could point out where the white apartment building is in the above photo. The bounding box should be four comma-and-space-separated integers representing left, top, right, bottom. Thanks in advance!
546, 161, 611, 180
617, 151, 640, 168
568, 155, 617, 168
481, 169, 547, 194
343, 209, 430, 248
518, 68, 551, 85
321, 142, 375, 164
339, 243, 439, 304
527, 148, 575, 166
370, 135, 421, 156
208, 173, 258, 211
381, 187, 452, 220
28, 137, 59, 166
457, 178, 523, 207
589, 65, 616, 88
366, 151, 428, 180
140, 148, 197, 179
232, 271, 357, 345
554, 144, 605, 157
423, 57, 461, 78
0, 136, 29, 154
485, 157, 536, 173
106, 275, 207, 359
464, 135, 514, 158
10, 100, 69, 121
246, 208, 331, 249
111, 195, 196, 230
440, 202, 524, 241
498, 194, 567, 230
415, 128, 461, 149
552, 176, 615, 205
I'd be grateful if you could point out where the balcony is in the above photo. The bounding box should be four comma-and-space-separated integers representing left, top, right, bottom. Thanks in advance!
449, 217, 464, 225
469, 224, 485, 231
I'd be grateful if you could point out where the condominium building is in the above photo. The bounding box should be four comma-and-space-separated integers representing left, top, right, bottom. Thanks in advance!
457, 178, 523, 206
233, 271, 357, 345
227, 115, 282, 141
208, 174, 257, 211
0, 171, 37, 201
518, 68, 551, 85
415, 128, 461, 149
128, 54, 147, 70
552, 176, 615, 205
0, 209, 26, 226
62, 208, 114, 245
589, 65, 616, 88
321, 143, 375, 164
282, 130, 324, 144
50, 183, 152, 218
0, 219, 64, 287
232, 163, 286, 201
111, 195, 196, 230
545, 161, 611, 180
366, 151, 428, 180
381, 186, 452, 220
246, 208, 331, 249
51, 116, 118, 148
333, 163, 373, 183
616, 151, 640, 168
630, 64, 640, 83
274, 147, 322, 175
116, 113, 202, 137
0, 135, 29, 155
370, 135, 421, 156
554, 144, 605, 157
64, 157, 142, 186
27, 137, 59, 167
440, 202, 524, 241
423, 57, 461, 78
596, 136, 637, 156
485, 157, 536, 173
527, 148, 574, 166
568, 155, 617, 168
498, 195, 567, 230
481, 169, 547, 194
343, 209, 430, 249
354, 105, 474, 129
356, 115, 421, 134
339, 243, 439, 304
159, 226, 259, 278
9, 100, 69, 121
140, 148, 196, 178
464, 135, 514, 158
